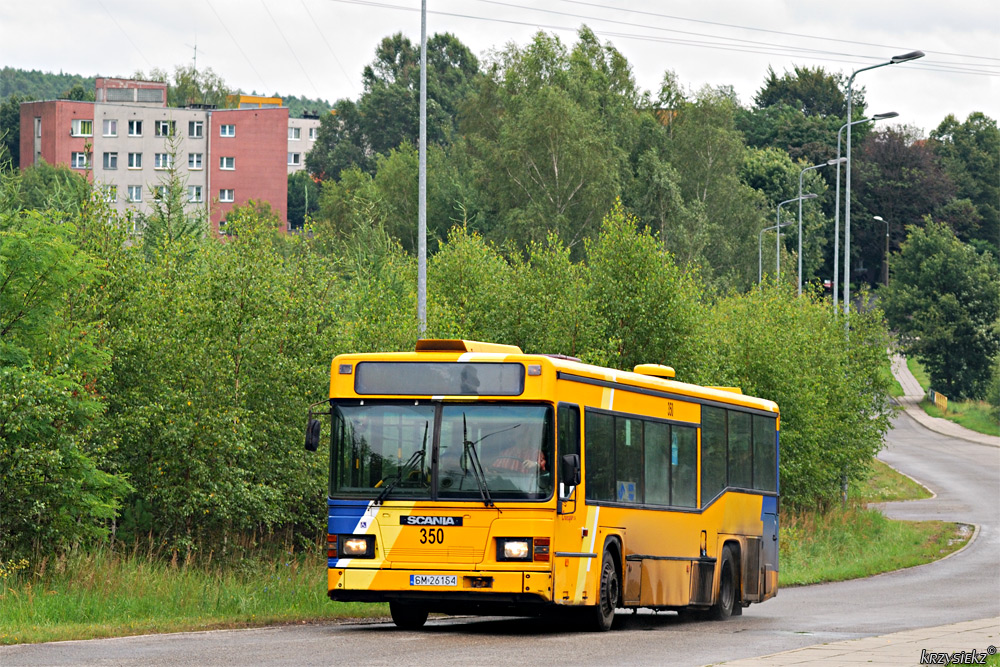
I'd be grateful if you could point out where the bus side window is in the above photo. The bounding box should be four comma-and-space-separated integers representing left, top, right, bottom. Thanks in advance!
584, 410, 615, 502
557, 404, 581, 496
753, 415, 777, 492
643, 421, 671, 506
701, 406, 727, 506
671, 425, 697, 507
728, 411, 752, 489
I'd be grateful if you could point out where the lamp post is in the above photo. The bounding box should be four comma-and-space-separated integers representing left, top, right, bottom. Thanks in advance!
798, 158, 845, 295
844, 50, 923, 324
416, 0, 428, 335
833, 112, 897, 312
874, 215, 889, 287
775, 194, 816, 283
759, 221, 793, 285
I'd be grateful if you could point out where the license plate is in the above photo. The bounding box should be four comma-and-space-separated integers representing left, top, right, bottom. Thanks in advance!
410, 575, 457, 587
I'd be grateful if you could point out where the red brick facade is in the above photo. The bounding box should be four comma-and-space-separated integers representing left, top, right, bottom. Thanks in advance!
208, 108, 289, 233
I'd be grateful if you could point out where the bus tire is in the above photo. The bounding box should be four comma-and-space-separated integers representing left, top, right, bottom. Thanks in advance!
590, 547, 620, 632
389, 601, 428, 630
710, 545, 737, 620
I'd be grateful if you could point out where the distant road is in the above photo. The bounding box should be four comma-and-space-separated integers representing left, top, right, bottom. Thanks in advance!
3, 410, 998, 666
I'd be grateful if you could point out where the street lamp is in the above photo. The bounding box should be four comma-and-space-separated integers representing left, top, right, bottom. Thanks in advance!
833, 112, 898, 313
874, 215, 889, 287
759, 221, 793, 284
776, 194, 816, 283
844, 50, 923, 323
798, 158, 845, 295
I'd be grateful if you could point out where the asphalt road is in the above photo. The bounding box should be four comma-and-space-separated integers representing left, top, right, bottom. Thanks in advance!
3, 410, 998, 666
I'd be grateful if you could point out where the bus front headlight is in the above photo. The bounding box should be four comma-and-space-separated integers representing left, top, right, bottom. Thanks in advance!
339, 535, 375, 558
497, 538, 532, 561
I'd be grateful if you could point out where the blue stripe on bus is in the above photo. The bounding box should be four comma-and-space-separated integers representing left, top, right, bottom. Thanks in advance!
328, 499, 369, 535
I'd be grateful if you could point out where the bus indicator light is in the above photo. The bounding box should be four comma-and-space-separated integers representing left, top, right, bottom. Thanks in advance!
533, 537, 550, 562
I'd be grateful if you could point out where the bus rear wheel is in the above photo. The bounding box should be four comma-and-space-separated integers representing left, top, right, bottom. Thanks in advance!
710, 545, 738, 620
589, 547, 620, 632
389, 601, 428, 630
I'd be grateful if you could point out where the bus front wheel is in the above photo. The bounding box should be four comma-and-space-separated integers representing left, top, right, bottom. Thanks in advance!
590, 547, 620, 632
389, 601, 428, 630
710, 545, 738, 620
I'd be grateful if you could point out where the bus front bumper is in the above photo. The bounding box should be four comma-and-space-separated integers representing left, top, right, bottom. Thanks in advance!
328, 567, 553, 604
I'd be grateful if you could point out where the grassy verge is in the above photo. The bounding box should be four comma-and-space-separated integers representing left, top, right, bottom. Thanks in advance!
907, 356, 931, 390
780, 507, 969, 586
922, 398, 1000, 436
0, 548, 383, 645
782, 460, 966, 586
883, 354, 905, 398
850, 459, 932, 503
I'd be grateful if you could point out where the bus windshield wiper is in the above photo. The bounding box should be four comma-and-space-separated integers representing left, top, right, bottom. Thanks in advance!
375, 422, 429, 505
462, 413, 515, 508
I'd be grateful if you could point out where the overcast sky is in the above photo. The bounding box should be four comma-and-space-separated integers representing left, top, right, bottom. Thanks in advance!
3, 0, 997, 133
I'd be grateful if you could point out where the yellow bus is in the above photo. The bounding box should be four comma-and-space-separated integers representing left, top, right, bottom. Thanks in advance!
305, 339, 780, 631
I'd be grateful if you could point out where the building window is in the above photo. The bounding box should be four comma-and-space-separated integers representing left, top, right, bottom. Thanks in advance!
103, 185, 118, 203
154, 120, 176, 137
188, 120, 204, 138
103, 152, 118, 170
34, 117, 42, 137
188, 185, 203, 203
220, 124, 235, 137
219, 188, 235, 203
154, 185, 168, 200
128, 152, 142, 169
154, 153, 172, 170
219, 156, 235, 170
71, 119, 93, 137
127, 185, 142, 202
188, 153, 203, 170
287, 152, 301, 166
71, 152, 91, 169
103, 119, 118, 137
288, 126, 300, 140
308, 127, 317, 140
128, 120, 143, 137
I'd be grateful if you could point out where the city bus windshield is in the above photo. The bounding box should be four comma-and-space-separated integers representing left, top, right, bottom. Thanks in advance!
331, 402, 554, 501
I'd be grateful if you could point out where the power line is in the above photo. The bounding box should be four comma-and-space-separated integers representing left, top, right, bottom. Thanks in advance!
95, 0, 153, 70
556, 0, 1000, 63
261, 0, 322, 96
325, 0, 999, 78
300, 0, 359, 95
205, 0, 270, 93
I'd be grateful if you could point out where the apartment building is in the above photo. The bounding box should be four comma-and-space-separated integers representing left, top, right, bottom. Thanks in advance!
20, 78, 321, 234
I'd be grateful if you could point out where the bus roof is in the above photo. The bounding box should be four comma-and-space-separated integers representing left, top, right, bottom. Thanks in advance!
331, 339, 779, 415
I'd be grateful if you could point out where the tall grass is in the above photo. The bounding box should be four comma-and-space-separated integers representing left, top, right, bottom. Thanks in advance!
780, 506, 968, 586
0, 546, 382, 645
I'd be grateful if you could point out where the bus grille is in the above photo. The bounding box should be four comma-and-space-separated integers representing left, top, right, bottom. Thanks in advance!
387, 546, 485, 563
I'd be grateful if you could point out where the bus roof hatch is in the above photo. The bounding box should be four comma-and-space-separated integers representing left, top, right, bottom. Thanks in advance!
415, 339, 524, 354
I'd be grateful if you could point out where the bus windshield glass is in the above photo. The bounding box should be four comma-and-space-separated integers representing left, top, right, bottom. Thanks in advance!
331, 402, 554, 501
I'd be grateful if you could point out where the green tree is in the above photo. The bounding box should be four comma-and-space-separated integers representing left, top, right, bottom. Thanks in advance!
459, 29, 629, 252
853, 125, 955, 286
135, 65, 233, 108
0, 93, 31, 170
0, 206, 128, 558
882, 220, 1000, 399
140, 130, 206, 254
929, 112, 999, 250
700, 284, 893, 509
306, 32, 478, 179
584, 199, 705, 374
668, 86, 768, 289
287, 171, 320, 230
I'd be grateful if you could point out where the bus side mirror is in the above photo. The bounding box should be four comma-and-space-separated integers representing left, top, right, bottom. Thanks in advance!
305, 418, 321, 452
561, 454, 581, 486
